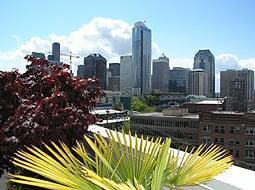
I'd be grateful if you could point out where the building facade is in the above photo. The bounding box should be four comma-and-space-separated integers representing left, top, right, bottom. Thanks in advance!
189, 69, 209, 97
220, 69, 254, 112
169, 67, 190, 94
199, 111, 255, 171
108, 63, 120, 91
130, 109, 199, 147
109, 63, 120, 77
152, 54, 169, 92
193, 50, 215, 97
78, 54, 107, 90
132, 21, 152, 95
120, 55, 133, 95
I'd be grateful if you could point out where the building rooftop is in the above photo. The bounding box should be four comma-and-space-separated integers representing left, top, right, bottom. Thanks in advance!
131, 112, 199, 119
189, 99, 224, 105
210, 111, 245, 115
92, 109, 126, 115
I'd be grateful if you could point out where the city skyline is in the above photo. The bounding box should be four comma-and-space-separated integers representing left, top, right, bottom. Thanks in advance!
1, 1, 255, 92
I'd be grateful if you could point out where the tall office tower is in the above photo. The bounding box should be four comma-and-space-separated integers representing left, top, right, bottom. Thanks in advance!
151, 54, 169, 92
108, 63, 120, 91
80, 53, 107, 90
120, 55, 133, 95
52, 42, 60, 62
109, 63, 120, 77
189, 69, 209, 97
193, 49, 215, 97
132, 21, 151, 95
169, 67, 190, 93
220, 69, 254, 112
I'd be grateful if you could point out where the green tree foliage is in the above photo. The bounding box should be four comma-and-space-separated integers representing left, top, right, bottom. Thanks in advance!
132, 96, 154, 113
113, 98, 122, 110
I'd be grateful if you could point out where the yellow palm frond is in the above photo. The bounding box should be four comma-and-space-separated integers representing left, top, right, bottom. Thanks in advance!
10, 130, 233, 190
166, 144, 233, 187
10, 143, 98, 190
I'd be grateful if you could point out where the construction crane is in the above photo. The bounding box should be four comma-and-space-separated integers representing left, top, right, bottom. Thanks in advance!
60, 51, 80, 71
47, 51, 80, 73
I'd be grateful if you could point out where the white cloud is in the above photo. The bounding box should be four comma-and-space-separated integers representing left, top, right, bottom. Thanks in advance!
170, 58, 193, 69
10, 34, 20, 44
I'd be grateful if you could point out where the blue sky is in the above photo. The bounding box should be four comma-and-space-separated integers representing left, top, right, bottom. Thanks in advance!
1, 0, 255, 91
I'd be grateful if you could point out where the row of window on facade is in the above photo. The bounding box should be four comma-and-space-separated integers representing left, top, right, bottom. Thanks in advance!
131, 119, 198, 128
203, 137, 255, 147
132, 126, 196, 140
203, 125, 255, 135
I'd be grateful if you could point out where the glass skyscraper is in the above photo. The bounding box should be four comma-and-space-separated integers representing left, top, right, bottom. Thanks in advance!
193, 49, 215, 97
132, 21, 151, 95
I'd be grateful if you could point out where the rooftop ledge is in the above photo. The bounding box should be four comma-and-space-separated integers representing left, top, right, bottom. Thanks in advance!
88, 124, 255, 190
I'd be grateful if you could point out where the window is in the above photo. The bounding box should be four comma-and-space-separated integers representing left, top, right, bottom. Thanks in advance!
203, 125, 208, 131
214, 137, 218, 143
220, 138, 224, 145
220, 126, 225, 133
236, 126, 240, 133
246, 139, 255, 147
229, 149, 233, 155
235, 140, 240, 146
229, 139, 234, 146
203, 136, 211, 143
246, 150, 255, 158
230, 127, 234, 134
246, 127, 255, 135
235, 150, 240, 157
214, 126, 219, 132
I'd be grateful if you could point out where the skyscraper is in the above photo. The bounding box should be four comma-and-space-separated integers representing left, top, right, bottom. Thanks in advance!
78, 53, 107, 90
189, 69, 209, 97
108, 63, 120, 91
193, 50, 215, 97
52, 42, 60, 62
220, 69, 254, 112
109, 63, 120, 77
152, 54, 169, 92
169, 67, 190, 94
120, 55, 133, 95
132, 21, 151, 95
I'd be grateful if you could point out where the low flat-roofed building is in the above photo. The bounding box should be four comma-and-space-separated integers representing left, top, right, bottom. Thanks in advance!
183, 98, 225, 113
130, 108, 199, 147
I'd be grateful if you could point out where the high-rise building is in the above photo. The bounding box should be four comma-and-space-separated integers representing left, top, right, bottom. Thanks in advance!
152, 54, 169, 92
32, 52, 46, 59
77, 65, 85, 78
189, 69, 209, 97
193, 50, 215, 97
52, 42, 60, 62
220, 69, 254, 112
132, 21, 152, 95
107, 63, 120, 91
78, 53, 107, 90
109, 63, 120, 77
120, 55, 133, 95
169, 67, 190, 94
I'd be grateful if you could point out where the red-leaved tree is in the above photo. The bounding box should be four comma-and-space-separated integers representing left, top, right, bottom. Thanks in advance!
0, 55, 104, 176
